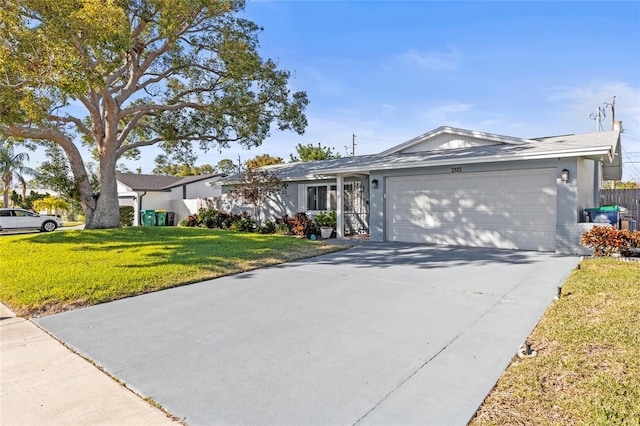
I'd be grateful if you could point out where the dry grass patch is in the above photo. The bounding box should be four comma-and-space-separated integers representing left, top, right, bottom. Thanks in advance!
471, 259, 640, 425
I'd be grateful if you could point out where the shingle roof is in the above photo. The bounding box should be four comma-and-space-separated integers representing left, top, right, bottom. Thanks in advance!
117, 173, 224, 191
220, 128, 620, 183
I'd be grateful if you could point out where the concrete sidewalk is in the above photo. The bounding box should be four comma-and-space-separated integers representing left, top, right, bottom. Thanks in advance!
0, 303, 175, 426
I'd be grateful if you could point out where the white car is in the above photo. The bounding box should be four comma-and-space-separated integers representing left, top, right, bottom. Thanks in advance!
0, 208, 64, 232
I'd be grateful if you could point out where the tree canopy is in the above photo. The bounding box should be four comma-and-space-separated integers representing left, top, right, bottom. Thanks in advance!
0, 0, 308, 228
152, 154, 217, 176
290, 143, 341, 162
245, 153, 284, 169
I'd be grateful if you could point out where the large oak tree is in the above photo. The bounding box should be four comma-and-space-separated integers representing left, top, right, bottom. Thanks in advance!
0, 0, 308, 228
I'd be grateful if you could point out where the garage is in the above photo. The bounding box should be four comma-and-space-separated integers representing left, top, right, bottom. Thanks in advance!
386, 168, 557, 251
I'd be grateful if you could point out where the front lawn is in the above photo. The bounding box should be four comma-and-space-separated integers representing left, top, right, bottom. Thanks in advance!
471, 259, 640, 424
0, 227, 347, 317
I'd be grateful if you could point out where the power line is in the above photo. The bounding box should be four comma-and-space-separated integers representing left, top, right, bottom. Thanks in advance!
621, 144, 640, 178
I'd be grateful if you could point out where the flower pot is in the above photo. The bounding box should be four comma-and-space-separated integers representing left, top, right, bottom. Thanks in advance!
320, 226, 333, 239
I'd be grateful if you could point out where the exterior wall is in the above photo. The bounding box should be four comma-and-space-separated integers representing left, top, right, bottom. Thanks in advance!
577, 158, 598, 214
171, 199, 199, 224
183, 180, 222, 199
139, 191, 174, 211
220, 179, 340, 224
116, 181, 132, 192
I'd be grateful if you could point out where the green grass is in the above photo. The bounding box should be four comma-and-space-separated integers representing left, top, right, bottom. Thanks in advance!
62, 221, 84, 227
471, 259, 640, 425
0, 227, 347, 317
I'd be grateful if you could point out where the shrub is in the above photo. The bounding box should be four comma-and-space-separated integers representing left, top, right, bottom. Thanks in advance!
189, 208, 255, 230
119, 206, 134, 227
275, 223, 291, 235
258, 221, 276, 234
187, 214, 199, 227
288, 212, 320, 237
581, 226, 640, 257
314, 211, 336, 228
177, 217, 189, 227
197, 208, 223, 228
230, 217, 255, 232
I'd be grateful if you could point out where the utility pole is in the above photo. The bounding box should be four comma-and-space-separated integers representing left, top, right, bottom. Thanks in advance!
610, 96, 616, 130
352, 133, 357, 157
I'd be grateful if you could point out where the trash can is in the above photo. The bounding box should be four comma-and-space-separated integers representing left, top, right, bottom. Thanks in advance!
166, 212, 175, 226
140, 209, 156, 226
584, 205, 627, 228
155, 210, 167, 227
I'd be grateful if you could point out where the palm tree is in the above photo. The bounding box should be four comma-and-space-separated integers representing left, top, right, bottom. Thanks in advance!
0, 143, 36, 207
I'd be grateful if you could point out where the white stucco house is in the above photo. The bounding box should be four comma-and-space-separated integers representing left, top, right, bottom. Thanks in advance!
117, 173, 225, 226
218, 126, 622, 254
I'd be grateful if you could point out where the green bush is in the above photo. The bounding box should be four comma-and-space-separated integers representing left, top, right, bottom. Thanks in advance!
258, 221, 276, 234
177, 217, 189, 227
275, 223, 291, 235
314, 211, 336, 228
230, 217, 255, 232
119, 206, 134, 227
189, 208, 254, 230
581, 226, 640, 257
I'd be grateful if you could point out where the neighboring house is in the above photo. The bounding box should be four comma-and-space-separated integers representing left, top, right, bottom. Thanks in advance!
218, 126, 623, 254
117, 173, 225, 226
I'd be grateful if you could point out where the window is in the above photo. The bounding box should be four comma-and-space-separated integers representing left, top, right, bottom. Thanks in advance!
307, 185, 327, 211
306, 185, 337, 211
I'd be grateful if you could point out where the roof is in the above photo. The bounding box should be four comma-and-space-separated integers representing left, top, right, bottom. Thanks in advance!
117, 173, 225, 191
220, 127, 621, 183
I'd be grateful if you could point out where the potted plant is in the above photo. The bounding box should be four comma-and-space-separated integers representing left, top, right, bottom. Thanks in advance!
314, 211, 336, 239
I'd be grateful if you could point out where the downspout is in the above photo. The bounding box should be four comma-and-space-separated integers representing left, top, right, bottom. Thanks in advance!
136, 191, 146, 226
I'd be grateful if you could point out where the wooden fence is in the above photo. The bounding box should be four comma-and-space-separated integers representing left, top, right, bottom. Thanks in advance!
600, 189, 640, 221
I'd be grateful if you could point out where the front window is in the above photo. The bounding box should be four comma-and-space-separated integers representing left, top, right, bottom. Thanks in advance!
307, 186, 327, 211
306, 185, 337, 211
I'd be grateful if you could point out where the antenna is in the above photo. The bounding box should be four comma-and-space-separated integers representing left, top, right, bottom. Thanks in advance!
590, 105, 607, 132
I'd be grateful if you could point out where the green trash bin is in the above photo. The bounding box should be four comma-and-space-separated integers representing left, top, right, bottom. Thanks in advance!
141, 210, 156, 226
155, 210, 167, 226
584, 205, 626, 227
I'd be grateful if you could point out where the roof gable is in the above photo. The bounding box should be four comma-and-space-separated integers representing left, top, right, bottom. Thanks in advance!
379, 126, 532, 156
116, 173, 224, 191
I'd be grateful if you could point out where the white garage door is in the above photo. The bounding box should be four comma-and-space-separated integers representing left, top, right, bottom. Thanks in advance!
386, 169, 557, 251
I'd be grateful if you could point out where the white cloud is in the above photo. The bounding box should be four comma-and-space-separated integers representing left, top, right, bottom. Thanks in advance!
418, 102, 474, 125
546, 81, 640, 135
399, 48, 459, 71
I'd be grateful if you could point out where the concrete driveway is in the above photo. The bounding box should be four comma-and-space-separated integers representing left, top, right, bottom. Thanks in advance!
35, 243, 578, 425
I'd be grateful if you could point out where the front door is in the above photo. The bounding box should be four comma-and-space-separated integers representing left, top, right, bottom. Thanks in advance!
344, 180, 369, 235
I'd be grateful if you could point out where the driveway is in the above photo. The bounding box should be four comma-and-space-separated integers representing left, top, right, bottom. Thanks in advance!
35, 243, 578, 425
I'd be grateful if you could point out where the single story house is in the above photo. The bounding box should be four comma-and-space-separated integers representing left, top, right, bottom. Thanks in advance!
117, 172, 225, 226
218, 126, 622, 254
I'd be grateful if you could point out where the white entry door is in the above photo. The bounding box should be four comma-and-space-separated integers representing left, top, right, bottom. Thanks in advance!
386, 169, 557, 251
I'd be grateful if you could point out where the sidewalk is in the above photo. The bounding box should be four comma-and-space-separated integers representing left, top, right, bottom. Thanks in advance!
0, 303, 176, 426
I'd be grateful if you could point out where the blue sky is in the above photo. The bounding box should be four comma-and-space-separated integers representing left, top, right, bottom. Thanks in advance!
48, 1, 640, 180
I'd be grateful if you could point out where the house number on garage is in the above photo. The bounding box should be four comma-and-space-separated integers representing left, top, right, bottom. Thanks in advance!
451, 167, 462, 173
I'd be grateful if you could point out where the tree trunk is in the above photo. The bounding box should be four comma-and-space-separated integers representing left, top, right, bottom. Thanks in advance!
84, 151, 120, 229
2, 174, 10, 207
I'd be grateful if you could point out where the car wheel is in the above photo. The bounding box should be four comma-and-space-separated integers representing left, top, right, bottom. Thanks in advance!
42, 221, 57, 232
